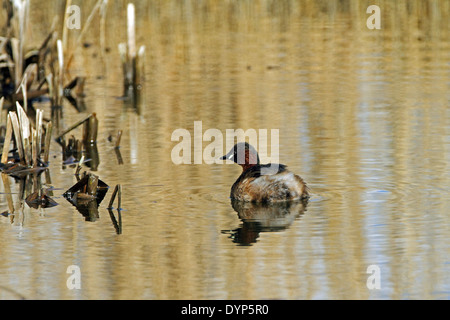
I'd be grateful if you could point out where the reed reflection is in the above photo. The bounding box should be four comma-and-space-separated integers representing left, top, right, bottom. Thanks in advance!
223, 199, 308, 246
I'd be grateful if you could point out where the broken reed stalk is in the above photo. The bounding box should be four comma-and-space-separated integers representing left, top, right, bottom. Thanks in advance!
83, 113, 98, 145
108, 184, 121, 209
16, 102, 31, 165
10, 37, 19, 84
86, 173, 98, 196
36, 109, 43, 157
118, 184, 121, 209
108, 185, 117, 208
75, 155, 84, 178
30, 109, 44, 168
114, 147, 123, 165
127, 3, 136, 60
0, 96, 5, 130
120, 3, 136, 95
44, 169, 53, 196
119, 3, 145, 98
43, 121, 53, 163
55, 113, 93, 141
32, 127, 37, 168
15, 88, 48, 101
9, 111, 24, 164
115, 130, 122, 148
15, 62, 38, 111
76, 139, 82, 157
20, 82, 27, 112
1, 114, 13, 164
57, 39, 64, 106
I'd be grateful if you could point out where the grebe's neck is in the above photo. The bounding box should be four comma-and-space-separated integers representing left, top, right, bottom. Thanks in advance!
240, 151, 259, 171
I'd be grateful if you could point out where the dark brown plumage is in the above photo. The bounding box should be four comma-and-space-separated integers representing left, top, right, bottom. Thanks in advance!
221, 142, 309, 202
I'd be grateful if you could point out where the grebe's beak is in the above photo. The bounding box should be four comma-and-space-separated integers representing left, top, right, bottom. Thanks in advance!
220, 151, 233, 161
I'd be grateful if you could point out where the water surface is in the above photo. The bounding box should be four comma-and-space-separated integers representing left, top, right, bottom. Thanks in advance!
0, 0, 449, 300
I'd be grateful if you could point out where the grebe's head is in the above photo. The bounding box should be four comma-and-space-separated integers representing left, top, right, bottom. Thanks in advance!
220, 142, 260, 171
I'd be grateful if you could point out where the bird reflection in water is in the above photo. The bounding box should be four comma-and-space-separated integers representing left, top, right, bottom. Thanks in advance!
222, 199, 308, 246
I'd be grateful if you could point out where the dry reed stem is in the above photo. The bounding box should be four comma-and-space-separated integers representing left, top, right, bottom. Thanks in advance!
57, 39, 64, 105
43, 121, 52, 164
115, 130, 123, 148
108, 184, 119, 209
16, 102, 30, 165
83, 113, 98, 145
1, 115, 13, 164
0, 96, 4, 126
9, 111, 24, 164
127, 3, 136, 59
56, 113, 93, 140
32, 128, 37, 167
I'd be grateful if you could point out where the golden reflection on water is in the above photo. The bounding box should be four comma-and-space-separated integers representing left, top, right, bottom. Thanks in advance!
0, 1, 449, 299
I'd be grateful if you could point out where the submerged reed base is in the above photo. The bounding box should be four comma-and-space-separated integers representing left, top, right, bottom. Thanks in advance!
63, 171, 109, 222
